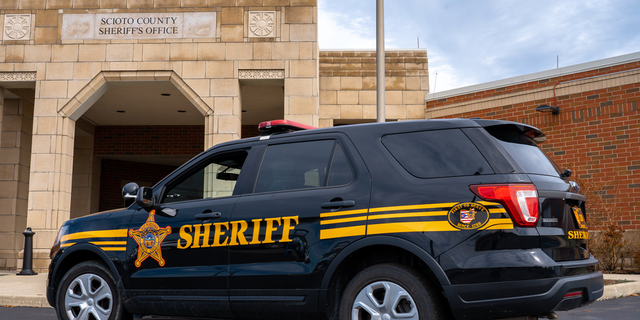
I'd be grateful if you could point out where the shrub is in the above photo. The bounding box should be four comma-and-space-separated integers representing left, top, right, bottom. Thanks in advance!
571, 172, 629, 271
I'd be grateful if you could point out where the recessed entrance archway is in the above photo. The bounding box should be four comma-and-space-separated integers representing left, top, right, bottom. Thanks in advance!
59, 71, 214, 217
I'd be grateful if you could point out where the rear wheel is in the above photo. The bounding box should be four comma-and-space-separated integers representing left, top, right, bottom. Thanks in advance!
339, 264, 448, 320
56, 261, 130, 320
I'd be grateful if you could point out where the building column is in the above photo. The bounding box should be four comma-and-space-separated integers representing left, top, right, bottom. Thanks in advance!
205, 80, 242, 150
70, 125, 96, 219
0, 88, 3, 145
0, 95, 34, 270
26, 98, 76, 272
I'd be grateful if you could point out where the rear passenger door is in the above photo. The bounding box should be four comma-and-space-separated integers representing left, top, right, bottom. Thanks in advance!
228, 134, 371, 319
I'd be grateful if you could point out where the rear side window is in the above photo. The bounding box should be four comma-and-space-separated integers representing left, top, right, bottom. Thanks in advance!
382, 129, 494, 178
485, 127, 560, 177
254, 140, 354, 193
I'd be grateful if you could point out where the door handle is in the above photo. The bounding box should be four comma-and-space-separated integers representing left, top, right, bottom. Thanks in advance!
195, 211, 222, 221
321, 200, 355, 209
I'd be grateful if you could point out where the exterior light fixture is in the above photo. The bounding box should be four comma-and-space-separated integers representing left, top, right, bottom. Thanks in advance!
536, 104, 560, 115
161, 93, 171, 96
177, 110, 186, 113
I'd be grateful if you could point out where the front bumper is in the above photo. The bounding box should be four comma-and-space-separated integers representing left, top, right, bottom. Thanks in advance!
443, 271, 603, 320
47, 285, 55, 308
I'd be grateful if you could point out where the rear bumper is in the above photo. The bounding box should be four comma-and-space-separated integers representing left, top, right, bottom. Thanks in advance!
444, 271, 603, 320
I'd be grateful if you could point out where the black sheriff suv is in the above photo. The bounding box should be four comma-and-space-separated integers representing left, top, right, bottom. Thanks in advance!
48, 119, 603, 320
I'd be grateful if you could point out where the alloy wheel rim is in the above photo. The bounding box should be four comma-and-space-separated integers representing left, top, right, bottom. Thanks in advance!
351, 281, 418, 320
64, 273, 113, 320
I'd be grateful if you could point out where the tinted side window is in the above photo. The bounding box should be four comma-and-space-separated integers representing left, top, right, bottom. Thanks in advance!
254, 140, 353, 193
163, 151, 247, 203
382, 129, 494, 178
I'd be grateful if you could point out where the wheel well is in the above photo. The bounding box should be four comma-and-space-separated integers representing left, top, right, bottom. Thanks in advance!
324, 245, 446, 320
53, 250, 105, 291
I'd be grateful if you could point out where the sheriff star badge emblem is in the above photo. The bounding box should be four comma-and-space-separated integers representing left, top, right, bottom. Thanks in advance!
129, 210, 172, 267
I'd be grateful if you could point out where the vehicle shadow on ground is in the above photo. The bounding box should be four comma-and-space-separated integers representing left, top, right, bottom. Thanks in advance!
2, 296, 638, 320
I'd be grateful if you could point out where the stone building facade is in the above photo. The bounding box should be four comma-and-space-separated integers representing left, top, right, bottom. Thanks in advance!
0, 1, 429, 271
425, 52, 640, 257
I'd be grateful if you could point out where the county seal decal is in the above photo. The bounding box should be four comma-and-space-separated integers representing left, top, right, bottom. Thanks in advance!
448, 202, 490, 230
129, 210, 172, 267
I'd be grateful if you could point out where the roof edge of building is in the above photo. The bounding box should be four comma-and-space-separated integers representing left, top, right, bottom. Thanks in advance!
425, 51, 640, 102
319, 48, 426, 52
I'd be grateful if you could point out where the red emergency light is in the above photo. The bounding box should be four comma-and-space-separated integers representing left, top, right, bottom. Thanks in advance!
258, 120, 317, 135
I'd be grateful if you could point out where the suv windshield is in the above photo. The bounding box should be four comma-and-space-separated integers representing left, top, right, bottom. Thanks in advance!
485, 127, 561, 177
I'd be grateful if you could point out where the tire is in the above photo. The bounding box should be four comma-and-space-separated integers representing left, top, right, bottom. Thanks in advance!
339, 264, 448, 320
55, 261, 131, 320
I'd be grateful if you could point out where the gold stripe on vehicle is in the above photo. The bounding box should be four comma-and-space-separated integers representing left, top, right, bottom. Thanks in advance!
61, 229, 128, 243
320, 225, 366, 239
320, 209, 369, 219
367, 221, 458, 235
480, 218, 514, 230
488, 208, 507, 214
61, 243, 74, 248
368, 203, 458, 213
100, 247, 126, 252
90, 241, 127, 246
478, 201, 501, 206
367, 211, 448, 220
320, 216, 368, 225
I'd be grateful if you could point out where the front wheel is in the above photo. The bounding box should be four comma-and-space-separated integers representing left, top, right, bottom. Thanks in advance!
339, 264, 448, 320
56, 261, 130, 320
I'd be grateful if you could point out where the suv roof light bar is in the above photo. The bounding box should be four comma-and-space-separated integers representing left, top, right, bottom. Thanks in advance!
258, 120, 317, 136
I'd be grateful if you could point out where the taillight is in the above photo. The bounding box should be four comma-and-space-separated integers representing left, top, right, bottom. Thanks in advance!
469, 184, 540, 227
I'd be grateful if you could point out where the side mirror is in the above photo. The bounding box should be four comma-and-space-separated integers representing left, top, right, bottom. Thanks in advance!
122, 182, 139, 199
135, 187, 155, 208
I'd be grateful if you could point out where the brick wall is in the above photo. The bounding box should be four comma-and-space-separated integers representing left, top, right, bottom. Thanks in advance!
94, 125, 204, 156
94, 125, 204, 211
426, 61, 640, 108
429, 69, 640, 230
319, 50, 429, 127
241, 124, 262, 138
99, 159, 177, 212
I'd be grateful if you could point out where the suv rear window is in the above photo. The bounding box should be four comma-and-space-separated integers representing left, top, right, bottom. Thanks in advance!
382, 129, 494, 179
485, 127, 561, 176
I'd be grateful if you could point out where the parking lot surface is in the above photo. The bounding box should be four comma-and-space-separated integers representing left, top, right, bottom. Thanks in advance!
1, 295, 639, 320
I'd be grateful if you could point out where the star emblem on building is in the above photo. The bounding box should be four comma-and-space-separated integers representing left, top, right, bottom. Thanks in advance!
129, 210, 172, 267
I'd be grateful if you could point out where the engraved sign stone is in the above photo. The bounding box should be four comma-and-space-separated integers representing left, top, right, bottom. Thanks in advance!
3, 14, 32, 41
61, 12, 216, 40
248, 11, 276, 38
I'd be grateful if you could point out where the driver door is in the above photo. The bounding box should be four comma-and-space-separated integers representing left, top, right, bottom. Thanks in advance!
125, 149, 251, 318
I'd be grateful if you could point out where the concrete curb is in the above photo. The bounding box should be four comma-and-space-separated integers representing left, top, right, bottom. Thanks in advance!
600, 282, 640, 300
0, 272, 49, 308
0, 295, 49, 308
599, 273, 640, 301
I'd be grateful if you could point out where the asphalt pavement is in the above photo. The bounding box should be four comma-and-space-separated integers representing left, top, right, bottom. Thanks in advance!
1, 295, 639, 319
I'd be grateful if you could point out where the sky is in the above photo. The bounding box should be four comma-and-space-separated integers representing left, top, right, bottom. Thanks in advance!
318, 0, 640, 93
